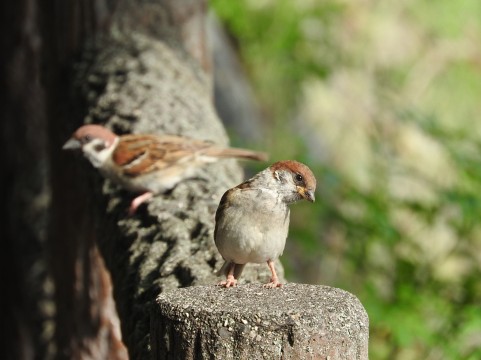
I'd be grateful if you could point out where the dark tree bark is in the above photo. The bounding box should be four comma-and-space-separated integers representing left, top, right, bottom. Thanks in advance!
2, 1, 128, 358
2, 0, 272, 359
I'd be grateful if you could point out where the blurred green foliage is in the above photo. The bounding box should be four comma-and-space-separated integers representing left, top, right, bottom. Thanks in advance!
212, 0, 481, 359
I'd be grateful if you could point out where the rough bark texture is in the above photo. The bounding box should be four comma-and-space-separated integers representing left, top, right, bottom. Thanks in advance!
2, 0, 273, 359
69, 1, 275, 358
208, 13, 266, 143
153, 284, 369, 359
2, 0, 126, 358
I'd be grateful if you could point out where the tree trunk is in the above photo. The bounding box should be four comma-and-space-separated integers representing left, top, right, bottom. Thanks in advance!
2, 0, 273, 359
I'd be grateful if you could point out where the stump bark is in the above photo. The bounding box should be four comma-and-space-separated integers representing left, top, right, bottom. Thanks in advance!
152, 284, 369, 359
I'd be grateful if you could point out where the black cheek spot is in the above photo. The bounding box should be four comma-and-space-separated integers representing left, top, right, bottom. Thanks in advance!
94, 143, 105, 152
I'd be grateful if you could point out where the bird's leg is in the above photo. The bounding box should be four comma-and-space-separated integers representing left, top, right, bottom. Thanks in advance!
264, 259, 282, 288
218, 262, 238, 288
128, 191, 154, 215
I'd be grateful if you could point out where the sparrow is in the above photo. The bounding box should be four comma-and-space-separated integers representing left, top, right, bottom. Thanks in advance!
63, 124, 268, 214
214, 160, 316, 288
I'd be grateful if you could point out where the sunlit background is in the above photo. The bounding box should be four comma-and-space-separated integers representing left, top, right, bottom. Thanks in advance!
211, 0, 481, 359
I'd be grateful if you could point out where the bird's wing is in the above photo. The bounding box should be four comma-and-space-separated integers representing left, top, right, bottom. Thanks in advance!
113, 134, 212, 176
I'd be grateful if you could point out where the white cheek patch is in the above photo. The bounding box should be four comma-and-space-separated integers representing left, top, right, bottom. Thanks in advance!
274, 170, 281, 182
274, 170, 290, 184
84, 138, 117, 168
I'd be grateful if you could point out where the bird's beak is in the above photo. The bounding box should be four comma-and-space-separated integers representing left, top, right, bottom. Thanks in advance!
62, 138, 81, 150
297, 187, 315, 202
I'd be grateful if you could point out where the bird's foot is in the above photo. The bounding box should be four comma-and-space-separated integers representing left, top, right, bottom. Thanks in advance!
218, 275, 237, 288
264, 260, 282, 288
128, 192, 154, 215
263, 277, 282, 288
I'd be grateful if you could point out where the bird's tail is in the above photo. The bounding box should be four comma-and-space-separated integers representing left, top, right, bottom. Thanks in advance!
206, 147, 268, 162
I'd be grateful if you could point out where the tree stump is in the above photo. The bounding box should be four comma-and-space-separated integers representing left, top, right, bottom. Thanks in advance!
152, 283, 369, 359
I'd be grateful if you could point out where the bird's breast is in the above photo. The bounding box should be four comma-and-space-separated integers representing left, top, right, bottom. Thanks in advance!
215, 189, 290, 264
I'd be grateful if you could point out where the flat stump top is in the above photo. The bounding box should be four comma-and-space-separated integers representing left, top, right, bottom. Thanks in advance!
156, 283, 368, 346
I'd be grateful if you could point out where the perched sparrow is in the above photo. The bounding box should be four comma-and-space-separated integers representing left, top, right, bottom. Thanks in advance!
63, 124, 268, 214
214, 160, 316, 288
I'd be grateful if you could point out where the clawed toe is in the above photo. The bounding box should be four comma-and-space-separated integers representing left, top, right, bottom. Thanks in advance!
218, 279, 237, 288
263, 281, 283, 288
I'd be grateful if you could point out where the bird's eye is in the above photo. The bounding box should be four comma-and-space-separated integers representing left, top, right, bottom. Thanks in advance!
82, 134, 92, 143
295, 173, 303, 182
